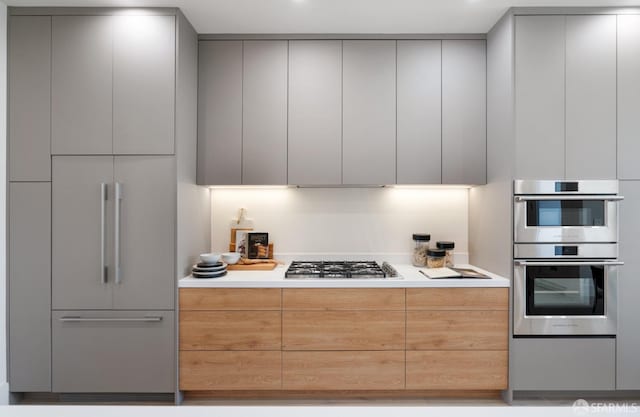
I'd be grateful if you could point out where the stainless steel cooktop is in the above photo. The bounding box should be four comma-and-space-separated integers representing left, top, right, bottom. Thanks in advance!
284, 261, 400, 279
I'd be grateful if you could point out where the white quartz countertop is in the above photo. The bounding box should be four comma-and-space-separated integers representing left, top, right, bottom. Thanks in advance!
179, 263, 510, 288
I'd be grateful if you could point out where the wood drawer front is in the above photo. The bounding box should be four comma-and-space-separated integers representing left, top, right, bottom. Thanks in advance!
407, 310, 508, 350
283, 311, 405, 350
406, 350, 508, 390
179, 351, 282, 390
179, 311, 281, 351
283, 288, 405, 310
407, 288, 508, 311
179, 288, 281, 310
283, 351, 405, 390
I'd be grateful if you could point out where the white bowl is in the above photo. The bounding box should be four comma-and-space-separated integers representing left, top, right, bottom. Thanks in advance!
200, 253, 221, 264
221, 252, 241, 265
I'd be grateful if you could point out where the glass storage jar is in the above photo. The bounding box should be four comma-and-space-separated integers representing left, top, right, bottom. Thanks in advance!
412, 234, 431, 267
436, 241, 455, 267
427, 248, 446, 268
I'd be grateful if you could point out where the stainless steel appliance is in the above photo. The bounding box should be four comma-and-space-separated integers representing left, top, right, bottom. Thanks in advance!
513, 243, 621, 336
513, 180, 624, 336
284, 261, 400, 279
514, 180, 622, 243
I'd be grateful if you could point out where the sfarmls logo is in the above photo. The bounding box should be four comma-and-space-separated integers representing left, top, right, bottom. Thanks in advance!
573, 399, 639, 414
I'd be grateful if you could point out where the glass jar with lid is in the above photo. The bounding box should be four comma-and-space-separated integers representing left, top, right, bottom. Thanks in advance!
427, 248, 446, 268
411, 234, 431, 267
436, 241, 455, 267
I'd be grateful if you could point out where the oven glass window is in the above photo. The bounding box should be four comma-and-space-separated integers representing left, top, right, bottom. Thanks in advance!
526, 265, 605, 315
526, 200, 605, 227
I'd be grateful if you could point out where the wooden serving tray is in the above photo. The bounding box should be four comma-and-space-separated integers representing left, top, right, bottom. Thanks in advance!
227, 262, 278, 271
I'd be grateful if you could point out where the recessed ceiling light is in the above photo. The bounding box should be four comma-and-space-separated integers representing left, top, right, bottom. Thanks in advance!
292, 0, 306, 3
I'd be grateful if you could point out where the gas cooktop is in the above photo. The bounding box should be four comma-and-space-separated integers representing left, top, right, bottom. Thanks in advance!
284, 261, 400, 279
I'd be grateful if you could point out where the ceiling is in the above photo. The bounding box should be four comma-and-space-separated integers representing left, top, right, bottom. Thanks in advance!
6, 0, 640, 34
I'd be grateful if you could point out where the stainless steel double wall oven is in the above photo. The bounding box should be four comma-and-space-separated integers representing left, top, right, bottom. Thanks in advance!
513, 180, 623, 336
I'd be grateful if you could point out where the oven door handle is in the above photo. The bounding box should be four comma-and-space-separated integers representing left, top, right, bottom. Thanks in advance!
515, 260, 624, 266
514, 195, 624, 202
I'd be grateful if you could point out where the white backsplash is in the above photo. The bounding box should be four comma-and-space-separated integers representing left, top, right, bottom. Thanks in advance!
210, 187, 469, 264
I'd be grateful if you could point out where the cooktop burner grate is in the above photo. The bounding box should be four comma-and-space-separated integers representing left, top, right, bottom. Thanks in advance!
285, 261, 399, 279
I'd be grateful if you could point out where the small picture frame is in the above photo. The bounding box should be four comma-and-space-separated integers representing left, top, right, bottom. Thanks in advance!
247, 232, 269, 259
235, 231, 248, 257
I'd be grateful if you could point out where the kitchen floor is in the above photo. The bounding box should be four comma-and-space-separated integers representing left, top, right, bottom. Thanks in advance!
3, 398, 638, 417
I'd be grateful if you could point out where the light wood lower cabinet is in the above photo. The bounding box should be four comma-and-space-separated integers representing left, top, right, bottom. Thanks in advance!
407, 310, 508, 350
178, 287, 509, 393
283, 351, 405, 390
406, 350, 508, 390
180, 311, 281, 350
283, 311, 405, 350
180, 351, 282, 390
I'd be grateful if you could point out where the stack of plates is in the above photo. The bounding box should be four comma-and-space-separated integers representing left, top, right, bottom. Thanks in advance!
192, 261, 227, 279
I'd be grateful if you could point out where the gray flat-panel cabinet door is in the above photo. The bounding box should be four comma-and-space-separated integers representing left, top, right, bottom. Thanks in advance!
52, 310, 175, 393
342, 40, 396, 185
113, 156, 175, 310
397, 40, 442, 184
9, 183, 51, 391
288, 40, 342, 185
617, 16, 640, 180
514, 16, 565, 180
52, 157, 114, 310
618, 181, 640, 389
441, 40, 486, 185
113, 15, 175, 155
8, 16, 51, 181
197, 41, 243, 185
52, 16, 113, 155
242, 41, 288, 185
565, 15, 616, 179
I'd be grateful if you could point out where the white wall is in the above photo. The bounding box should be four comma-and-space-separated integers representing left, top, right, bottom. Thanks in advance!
0, 1, 8, 405
211, 187, 469, 264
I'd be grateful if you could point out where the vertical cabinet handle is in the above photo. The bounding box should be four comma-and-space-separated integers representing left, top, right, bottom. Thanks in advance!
115, 182, 123, 284
100, 183, 108, 284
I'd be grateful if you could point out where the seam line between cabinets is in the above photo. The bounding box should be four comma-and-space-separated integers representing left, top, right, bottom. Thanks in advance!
440, 40, 443, 184
241, 40, 244, 184
49, 17, 53, 389
563, 16, 567, 180
286, 41, 289, 185
615, 15, 619, 180
341, 40, 344, 185
395, 40, 398, 185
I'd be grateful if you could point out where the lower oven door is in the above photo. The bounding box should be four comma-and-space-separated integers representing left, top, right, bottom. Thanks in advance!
514, 260, 621, 336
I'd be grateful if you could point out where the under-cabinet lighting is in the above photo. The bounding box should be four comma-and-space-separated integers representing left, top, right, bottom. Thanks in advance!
391, 184, 474, 189
208, 185, 291, 190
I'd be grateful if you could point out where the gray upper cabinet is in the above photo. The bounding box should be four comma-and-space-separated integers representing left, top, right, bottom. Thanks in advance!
9, 183, 51, 392
442, 40, 486, 184
52, 16, 113, 155
617, 15, 640, 180
243, 41, 288, 185
342, 40, 396, 185
618, 181, 640, 389
52, 157, 115, 310
288, 40, 342, 185
514, 16, 565, 180
8, 16, 51, 181
197, 41, 243, 185
396, 40, 442, 184
113, 15, 176, 155
114, 156, 176, 310
565, 15, 616, 179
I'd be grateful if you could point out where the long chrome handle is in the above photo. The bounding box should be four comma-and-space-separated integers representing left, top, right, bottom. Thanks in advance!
59, 316, 163, 323
514, 195, 624, 202
115, 182, 122, 284
100, 183, 108, 284
515, 260, 624, 266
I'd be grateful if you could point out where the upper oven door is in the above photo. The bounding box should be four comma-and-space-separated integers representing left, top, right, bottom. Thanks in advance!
514, 195, 621, 243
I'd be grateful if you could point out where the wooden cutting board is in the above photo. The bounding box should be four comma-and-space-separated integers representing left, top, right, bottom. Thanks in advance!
227, 262, 278, 271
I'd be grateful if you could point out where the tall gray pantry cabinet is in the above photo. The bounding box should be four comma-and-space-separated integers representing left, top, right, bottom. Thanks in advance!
8, 8, 199, 395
